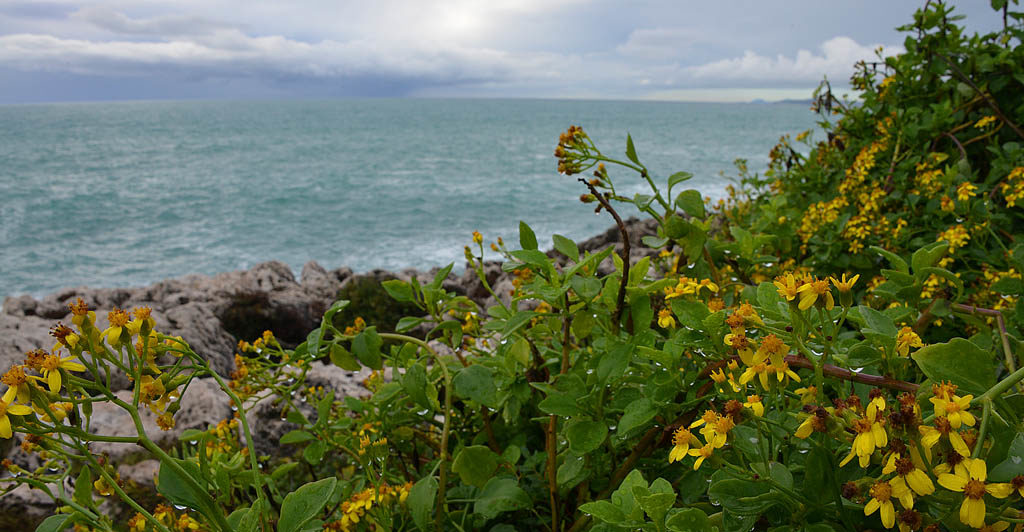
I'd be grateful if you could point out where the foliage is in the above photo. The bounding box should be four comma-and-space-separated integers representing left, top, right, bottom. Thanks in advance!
2, 2, 1024, 531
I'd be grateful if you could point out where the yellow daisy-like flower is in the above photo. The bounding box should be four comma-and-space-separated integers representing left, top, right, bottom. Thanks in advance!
937, 458, 1014, 529
1, 366, 33, 406
773, 273, 801, 301
883, 453, 935, 505
472, 231, 483, 245
895, 327, 923, 357
956, 181, 978, 202
929, 392, 974, 429
919, 417, 970, 457
94, 476, 117, 497
743, 395, 764, 417
39, 353, 86, 393
687, 443, 715, 471
864, 481, 896, 528
796, 278, 834, 310
657, 308, 676, 329
974, 115, 996, 128
101, 307, 132, 345
840, 413, 887, 468
829, 273, 859, 292
668, 427, 699, 463
0, 395, 33, 439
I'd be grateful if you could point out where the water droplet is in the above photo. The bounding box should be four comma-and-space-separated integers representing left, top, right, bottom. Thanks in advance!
416, 409, 429, 416
173, 504, 188, 511
500, 339, 507, 345
585, 369, 594, 374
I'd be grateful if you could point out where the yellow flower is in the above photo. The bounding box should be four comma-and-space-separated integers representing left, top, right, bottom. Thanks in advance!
919, 417, 970, 457
796, 277, 834, 310
829, 273, 859, 292
688, 443, 715, 470
795, 385, 817, 405
864, 481, 896, 528
929, 392, 975, 429
735, 303, 764, 326
940, 195, 954, 212
657, 308, 676, 329
0, 395, 33, 439
101, 308, 132, 345
743, 395, 764, 417
937, 458, 1014, 528
895, 327, 923, 357
974, 115, 996, 128
668, 427, 698, 463
1, 366, 33, 405
472, 231, 483, 245
883, 453, 934, 505
773, 273, 801, 301
840, 413, 888, 468
39, 353, 86, 393
956, 182, 977, 202
93, 474, 119, 497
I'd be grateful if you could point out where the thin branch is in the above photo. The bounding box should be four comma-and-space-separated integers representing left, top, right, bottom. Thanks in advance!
934, 52, 1024, 140
581, 179, 630, 333
952, 303, 1017, 375
784, 355, 919, 393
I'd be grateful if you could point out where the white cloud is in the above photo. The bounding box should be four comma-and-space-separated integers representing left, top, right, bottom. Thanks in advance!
687, 36, 902, 84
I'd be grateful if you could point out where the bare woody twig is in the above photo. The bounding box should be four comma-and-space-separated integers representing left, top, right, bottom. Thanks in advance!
581, 179, 630, 332
952, 303, 1017, 375
934, 53, 1024, 141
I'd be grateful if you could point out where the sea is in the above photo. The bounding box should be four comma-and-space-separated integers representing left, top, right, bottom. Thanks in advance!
0, 98, 819, 300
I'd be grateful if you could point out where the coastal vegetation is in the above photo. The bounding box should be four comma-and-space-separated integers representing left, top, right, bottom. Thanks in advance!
3, 1, 1024, 531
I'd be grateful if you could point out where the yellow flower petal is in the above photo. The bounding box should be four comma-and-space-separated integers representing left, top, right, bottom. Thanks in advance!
938, 473, 967, 492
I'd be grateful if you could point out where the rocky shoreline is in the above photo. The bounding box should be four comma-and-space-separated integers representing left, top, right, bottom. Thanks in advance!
0, 218, 660, 526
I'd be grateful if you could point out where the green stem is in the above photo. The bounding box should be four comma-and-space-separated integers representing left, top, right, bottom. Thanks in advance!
377, 333, 453, 532
972, 399, 991, 459
978, 365, 1024, 402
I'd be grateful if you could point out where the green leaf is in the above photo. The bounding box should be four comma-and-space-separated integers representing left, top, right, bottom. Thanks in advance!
403, 363, 436, 412
409, 476, 437, 531
329, 343, 361, 371
707, 478, 778, 516
352, 327, 383, 370
519, 221, 538, 250
912, 338, 997, 394
538, 393, 582, 417
597, 342, 632, 384
452, 445, 499, 488
322, 299, 350, 326
642, 235, 669, 248
557, 453, 587, 488
73, 467, 92, 507
396, 316, 426, 333
279, 477, 338, 532
911, 242, 949, 274
667, 171, 693, 192
507, 337, 532, 367
990, 433, 1024, 481
618, 398, 657, 436
501, 311, 538, 336
666, 508, 714, 532
675, 189, 706, 219
474, 478, 531, 519
579, 500, 626, 524
157, 458, 217, 519
306, 327, 324, 358
566, 420, 608, 454
664, 215, 691, 239
869, 245, 909, 274
845, 342, 882, 368
303, 440, 326, 464
858, 305, 898, 336
280, 430, 316, 445
634, 489, 675, 524
381, 279, 414, 302
430, 320, 463, 350
34, 515, 71, 532
991, 277, 1023, 295
452, 364, 499, 408
553, 234, 580, 261
570, 276, 602, 301
625, 133, 640, 165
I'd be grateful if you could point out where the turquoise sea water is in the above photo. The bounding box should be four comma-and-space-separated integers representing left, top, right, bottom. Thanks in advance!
0, 99, 818, 299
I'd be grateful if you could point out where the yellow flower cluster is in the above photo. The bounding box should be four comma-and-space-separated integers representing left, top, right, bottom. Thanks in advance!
1001, 166, 1024, 207
937, 224, 970, 251
798, 196, 848, 243
323, 482, 412, 531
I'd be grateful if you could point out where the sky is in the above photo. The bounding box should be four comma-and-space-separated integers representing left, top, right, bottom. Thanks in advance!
0, 1, 1005, 104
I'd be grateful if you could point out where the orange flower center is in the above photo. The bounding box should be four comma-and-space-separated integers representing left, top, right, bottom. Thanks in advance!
134, 307, 152, 320
108, 308, 130, 327
853, 418, 873, 434
895, 457, 915, 476
964, 479, 986, 499
672, 428, 692, 446
41, 355, 61, 372
869, 481, 892, 502
68, 298, 90, 316
1, 366, 27, 386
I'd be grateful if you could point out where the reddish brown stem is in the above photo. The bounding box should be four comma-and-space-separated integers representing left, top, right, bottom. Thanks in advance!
784, 355, 918, 393
581, 179, 630, 332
